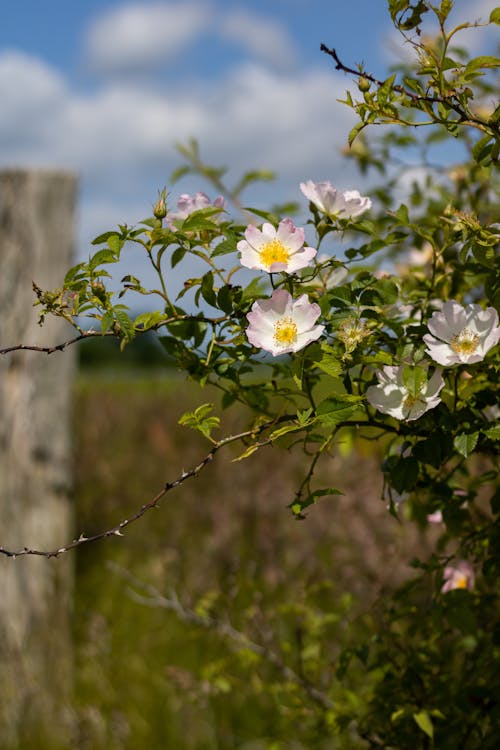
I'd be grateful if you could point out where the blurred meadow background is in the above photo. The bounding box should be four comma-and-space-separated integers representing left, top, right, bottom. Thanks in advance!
68, 341, 435, 749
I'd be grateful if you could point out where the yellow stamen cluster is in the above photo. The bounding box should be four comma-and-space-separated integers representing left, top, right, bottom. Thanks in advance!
403, 392, 421, 410
450, 327, 479, 355
455, 574, 468, 590
273, 317, 298, 347
259, 239, 290, 270
338, 318, 369, 359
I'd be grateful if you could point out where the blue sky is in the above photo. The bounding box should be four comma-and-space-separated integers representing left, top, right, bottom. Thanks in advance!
0, 0, 496, 288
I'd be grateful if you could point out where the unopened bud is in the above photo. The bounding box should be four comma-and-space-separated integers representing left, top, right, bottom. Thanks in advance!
358, 76, 371, 93
153, 188, 167, 220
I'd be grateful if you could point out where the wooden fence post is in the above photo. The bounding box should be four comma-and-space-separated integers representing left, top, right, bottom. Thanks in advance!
0, 169, 77, 746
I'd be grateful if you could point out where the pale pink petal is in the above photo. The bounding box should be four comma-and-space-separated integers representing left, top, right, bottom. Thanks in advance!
286, 246, 317, 273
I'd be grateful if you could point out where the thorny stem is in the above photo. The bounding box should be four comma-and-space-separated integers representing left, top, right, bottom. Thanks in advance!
0, 417, 289, 559
0, 313, 231, 356
320, 45, 499, 138
0, 417, 398, 558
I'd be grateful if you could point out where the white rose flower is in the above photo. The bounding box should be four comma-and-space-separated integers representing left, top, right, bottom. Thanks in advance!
245, 289, 324, 357
300, 180, 372, 218
441, 560, 475, 593
423, 300, 500, 366
167, 192, 226, 227
366, 364, 444, 421
238, 218, 316, 273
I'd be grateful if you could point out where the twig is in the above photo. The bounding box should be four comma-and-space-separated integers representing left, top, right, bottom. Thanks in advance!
0, 419, 287, 559
0, 313, 232, 356
320, 44, 498, 134
0, 415, 398, 558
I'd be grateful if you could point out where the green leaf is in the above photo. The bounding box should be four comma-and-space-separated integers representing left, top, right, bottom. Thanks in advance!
490, 7, 500, 24
484, 425, 500, 441
241, 276, 268, 302
107, 234, 124, 254
178, 403, 220, 440
290, 487, 343, 517
454, 432, 479, 458
465, 56, 500, 74
64, 262, 86, 284
200, 271, 217, 307
413, 710, 434, 740
402, 365, 427, 396
315, 352, 342, 379
91, 230, 120, 245
269, 422, 311, 441
133, 311, 165, 331
388, 456, 419, 493
232, 444, 260, 462
181, 207, 223, 232
316, 397, 361, 426
211, 237, 238, 257
88, 248, 119, 270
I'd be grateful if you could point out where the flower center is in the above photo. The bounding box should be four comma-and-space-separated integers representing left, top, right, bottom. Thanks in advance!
403, 392, 421, 410
455, 574, 468, 590
259, 239, 290, 269
273, 317, 298, 347
450, 327, 479, 355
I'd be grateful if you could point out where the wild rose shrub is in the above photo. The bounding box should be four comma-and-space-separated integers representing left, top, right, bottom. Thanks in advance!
28, 1, 500, 747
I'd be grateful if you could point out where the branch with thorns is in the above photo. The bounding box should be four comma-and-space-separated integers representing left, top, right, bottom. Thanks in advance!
320, 44, 499, 136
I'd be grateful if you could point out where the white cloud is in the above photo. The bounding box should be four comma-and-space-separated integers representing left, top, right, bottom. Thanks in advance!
85, 1, 213, 74
0, 46, 361, 299
0, 52, 67, 158
218, 9, 297, 70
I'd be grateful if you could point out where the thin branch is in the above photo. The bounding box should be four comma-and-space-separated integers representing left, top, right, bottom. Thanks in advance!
0, 418, 289, 559
320, 44, 498, 135
0, 313, 232, 357
0, 416, 398, 558
109, 562, 334, 711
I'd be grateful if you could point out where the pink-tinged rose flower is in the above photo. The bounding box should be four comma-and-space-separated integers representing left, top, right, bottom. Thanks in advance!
245, 289, 324, 356
167, 192, 226, 227
423, 300, 500, 366
441, 560, 475, 593
300, 180, 372, 218
238, 218, 317, 273
427, 510, 443, 524
366, 365, 444, 421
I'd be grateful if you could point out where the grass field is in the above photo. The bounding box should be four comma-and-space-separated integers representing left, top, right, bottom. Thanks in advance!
71, 371, 432, 749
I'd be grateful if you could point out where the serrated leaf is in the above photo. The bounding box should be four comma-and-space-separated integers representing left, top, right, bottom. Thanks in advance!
316, 353, 342, 379
454, 432, 479, 457
316, 397, 361, 426
211, 237, 238, 257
